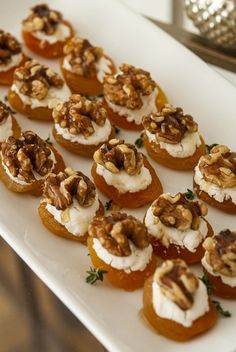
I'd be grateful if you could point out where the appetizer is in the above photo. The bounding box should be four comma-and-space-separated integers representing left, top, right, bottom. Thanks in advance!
103, 64, 168, 130
22, 4, 74, 58
87, 212, 157, 291
52, 94, 115, 157
91, 139, 163, 208
0, 30, 27, 85
142, 104, 205, 170
144, 192, 213, 264
8, 59, 70, 121
0, 101, 21, 144
194, 145, 236, 213
202, 229, 236, 299
61, 37, 116, 96
143, 259, 217, 341
0, 131, 65, 196
38, 168, 104, 243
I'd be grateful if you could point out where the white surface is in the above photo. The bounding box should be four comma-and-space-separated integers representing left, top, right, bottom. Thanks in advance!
0, 1, 236, 352
120, 0, 236, 87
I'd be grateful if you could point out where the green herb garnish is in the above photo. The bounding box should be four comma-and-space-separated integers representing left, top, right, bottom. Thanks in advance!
86, 267, 108, 285
206, 143, 218, 154
45, 135, 53, 145
135, 133, 143, 148
4, 95, 8, 102
184, 189, 195, 200
105, 199, 113, 211
212, 300, 231, 318
200, 273, 213, 295
98, 93, 104, 98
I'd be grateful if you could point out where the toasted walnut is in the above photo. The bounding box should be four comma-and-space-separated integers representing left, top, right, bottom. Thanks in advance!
0, 30, 22, 65
52, 94, 107, 137
154, 259, 199, 310
88, 212, 149, 256
22, 4, 63, 35
63, 37, 103, 76
199, 145, 236, 188
152, 193, 207, 234
104, 64, 156, 109
94, 139, 143, 175
14, 60, 64, 100
43, 167, 96, 210
143, 104, 198, 144
0, 101, 12, 123
203, 229, 236, 277
1, 131, 53, 182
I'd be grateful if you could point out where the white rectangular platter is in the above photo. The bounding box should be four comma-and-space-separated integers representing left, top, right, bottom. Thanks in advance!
0, 0, 236, 351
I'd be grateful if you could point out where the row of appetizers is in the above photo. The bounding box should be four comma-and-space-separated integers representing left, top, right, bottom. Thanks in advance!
1, 94, 235, 214
1, 131, 235, 341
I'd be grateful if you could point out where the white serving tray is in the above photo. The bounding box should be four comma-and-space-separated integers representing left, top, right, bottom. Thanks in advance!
0, 1, 235, 351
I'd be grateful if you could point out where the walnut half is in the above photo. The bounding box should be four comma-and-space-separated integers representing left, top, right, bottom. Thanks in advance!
22, 4, 63, 35
154, 259, 199, 310
94, 139, 143, 175
52, 94, 107, 137
88, 212, 150, 257
152, 192, 208, 231
1, 131, 53, 182
63, 37, 103, 76
104, 63, 156, 109
0, 101, 12, 123
203, 229, 236, 277
0, 30, 22, 65
43, 167, 96, 210
14, 59, 64, 100
199, 145, 236, 189
143, 104, 198, 144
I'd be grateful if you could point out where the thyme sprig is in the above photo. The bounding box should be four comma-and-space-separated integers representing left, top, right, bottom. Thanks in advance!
86, 267, 108, 285
184, 188, 195, 200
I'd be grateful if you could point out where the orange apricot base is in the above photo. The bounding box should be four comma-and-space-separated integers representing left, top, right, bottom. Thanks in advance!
87, 237, 158, 291
52, 125, 116, 158
149, 220, 213, 264
143, 132, 206, 170
0, 145, 65, 196
11, 116, 21, 139
194, 180, 236, 214
38, 201, 104, 243
91, 157, 163, 208
142, 275, 217, 341
60, 55, 116, 96
22, 20, 74, 58
8, 89, 53, 121
103, 84, 168, 131
0, 54, 28, 86
203, 268, 236, 299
